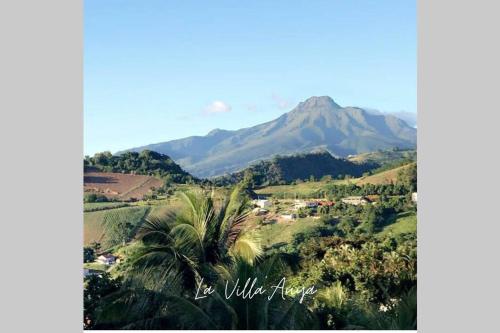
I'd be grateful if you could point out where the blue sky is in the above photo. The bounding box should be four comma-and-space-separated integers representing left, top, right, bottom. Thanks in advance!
84, 0, 416, 156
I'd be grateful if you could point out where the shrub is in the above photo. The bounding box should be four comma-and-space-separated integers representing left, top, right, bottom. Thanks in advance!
84, 193, 109, 203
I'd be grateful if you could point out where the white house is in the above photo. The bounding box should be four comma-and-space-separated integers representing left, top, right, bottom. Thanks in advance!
411, 192, 418, 203
255, 199, 271, 208
97, 254, 116, 265
341, 196, 369, 206
294, 200, 306, 209
294, 200, 318, 209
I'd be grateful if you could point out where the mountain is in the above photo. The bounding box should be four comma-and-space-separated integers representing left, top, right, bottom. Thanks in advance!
390, 111, 417, 128
212, 151, 378, 187
124, 96, 417, 178
364, 108, 417, 128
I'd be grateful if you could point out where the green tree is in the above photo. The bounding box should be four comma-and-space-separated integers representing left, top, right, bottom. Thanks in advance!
84, 273, 121, 329
84, 247, 95, 263
90, 241, 101, 254
124, 186, 262, 290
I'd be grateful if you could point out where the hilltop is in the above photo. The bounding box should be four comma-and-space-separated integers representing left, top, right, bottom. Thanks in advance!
84, 150, 195, 183
213, 150, 378, 186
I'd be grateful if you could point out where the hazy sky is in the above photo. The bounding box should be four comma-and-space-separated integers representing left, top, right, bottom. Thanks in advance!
84, 0, 416, 155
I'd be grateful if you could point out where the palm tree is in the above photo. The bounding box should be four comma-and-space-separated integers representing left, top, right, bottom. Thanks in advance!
165, 256, 318, 329
125, 185, 262, 291
95, 256, 317, 329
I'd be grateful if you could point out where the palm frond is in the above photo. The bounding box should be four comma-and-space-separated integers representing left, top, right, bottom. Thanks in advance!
229, 230, 263, 265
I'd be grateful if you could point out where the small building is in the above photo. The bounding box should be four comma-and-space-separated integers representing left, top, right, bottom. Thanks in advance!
294, 200, 306, 209
341, 196, 369, 206
305, 201, 318, 208
411, 192, 418, 203
254, 199, 271, 208
281, 213, 297, 220
97, 254, 116, 265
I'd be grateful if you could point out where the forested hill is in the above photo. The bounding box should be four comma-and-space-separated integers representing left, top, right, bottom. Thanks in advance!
84, 150, 195, 183
213, 151, 378, 186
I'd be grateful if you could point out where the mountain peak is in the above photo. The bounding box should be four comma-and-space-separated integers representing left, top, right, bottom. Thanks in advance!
300, 96, 341, 109
207, 128, 229, 136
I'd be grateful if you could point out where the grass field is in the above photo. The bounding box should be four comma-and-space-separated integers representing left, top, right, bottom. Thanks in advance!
83, 262, 109, 271
84, 209, 109, 246
83, 194, 193, 249
257, 217, 323, 247
356, 163, 415, 185
84, 202, 130, 212
84, 206, 150, 249
254, 179, 349, 198
378, 211, 417, 237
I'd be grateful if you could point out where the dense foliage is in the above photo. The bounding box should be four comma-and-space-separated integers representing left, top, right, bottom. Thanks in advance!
84, 193, 109, 203
348, 148, 416, 169
84, 273, 121, 329
268, 163, 417, 200
85, 187, 276, 329
84, 157, 417, 330
213, 151, 378, 187
284, 234, 417, 329
84, 150, 195, 183
83, 247, 95, 263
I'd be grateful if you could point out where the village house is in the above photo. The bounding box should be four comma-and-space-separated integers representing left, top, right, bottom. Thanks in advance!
341, 196, 370, 206
97, 254, 116, 265
293, 199, 318, 209
294, 200, 307, 209
254, 199, 271, 208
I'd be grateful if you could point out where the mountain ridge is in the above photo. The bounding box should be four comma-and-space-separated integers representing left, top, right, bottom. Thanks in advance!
122, 96, 416, 178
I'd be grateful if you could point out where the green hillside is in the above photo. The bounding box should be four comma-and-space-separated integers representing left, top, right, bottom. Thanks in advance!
348, 148, 416, 168
84, 149, 195, 183
213, 151, 377, 186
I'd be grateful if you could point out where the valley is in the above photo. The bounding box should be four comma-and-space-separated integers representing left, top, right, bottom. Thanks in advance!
83, 97, 417, 330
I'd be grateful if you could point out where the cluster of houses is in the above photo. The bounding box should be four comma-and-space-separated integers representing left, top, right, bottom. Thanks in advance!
252, 193, 417, 223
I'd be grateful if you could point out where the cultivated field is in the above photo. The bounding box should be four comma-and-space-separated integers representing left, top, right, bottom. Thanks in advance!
84, 170, 163, 201
84, 202, 130, 212
84, 206, 150, 249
